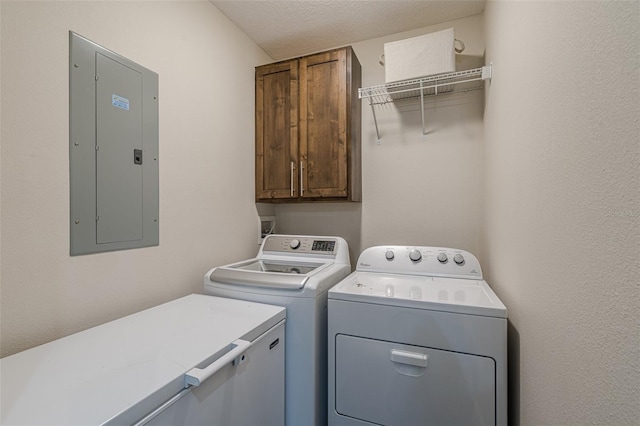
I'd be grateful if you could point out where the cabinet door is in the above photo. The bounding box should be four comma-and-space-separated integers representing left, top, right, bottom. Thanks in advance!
255, 61, 299, 201
299, 50, 348, 199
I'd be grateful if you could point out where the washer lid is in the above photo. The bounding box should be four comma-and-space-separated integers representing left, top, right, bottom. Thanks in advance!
209, 258, 332, 290
329, 272, 507, 318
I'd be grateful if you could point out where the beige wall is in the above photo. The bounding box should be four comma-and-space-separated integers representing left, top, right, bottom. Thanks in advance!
275, 14, 487, 266
2, 2, 639, 423
483, 1, 639, 424
275, 4, 639, 423
0, 1, 271, 357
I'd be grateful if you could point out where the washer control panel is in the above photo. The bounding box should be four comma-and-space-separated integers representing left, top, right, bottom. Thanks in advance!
262, 235, 338, 256
357, 246, 482, 279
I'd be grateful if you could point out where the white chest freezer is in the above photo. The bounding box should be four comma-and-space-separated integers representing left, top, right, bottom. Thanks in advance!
0, 294, 286, 425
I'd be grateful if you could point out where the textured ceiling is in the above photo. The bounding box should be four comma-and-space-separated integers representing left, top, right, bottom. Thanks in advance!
210, 0, 485, 60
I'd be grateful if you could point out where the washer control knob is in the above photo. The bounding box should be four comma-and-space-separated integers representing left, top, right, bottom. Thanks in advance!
409, 249, 422, 262
453, 254, 465, 265
385, 250, 395, 260
437, 253, 448, 263
289, 239, 301, 249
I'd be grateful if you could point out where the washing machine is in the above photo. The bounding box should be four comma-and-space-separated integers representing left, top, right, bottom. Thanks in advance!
204, 234, 351, 426
328, 245, 507, 426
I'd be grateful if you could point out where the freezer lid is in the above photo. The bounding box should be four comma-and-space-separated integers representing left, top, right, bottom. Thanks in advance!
209, 259, 332, 289
329, 272, 507, 318
0, 294, 285, 425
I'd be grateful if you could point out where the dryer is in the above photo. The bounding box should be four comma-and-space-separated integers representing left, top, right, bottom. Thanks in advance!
205, 234, 351, 426
328, 245, 507, 426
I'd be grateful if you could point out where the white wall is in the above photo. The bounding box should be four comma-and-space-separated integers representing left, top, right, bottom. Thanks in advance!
0, 1, 271, 357
275, 14, 486, 266
483, 1, 639, 424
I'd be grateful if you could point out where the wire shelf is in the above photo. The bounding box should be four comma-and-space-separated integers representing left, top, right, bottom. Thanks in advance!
359, 65, 492, 142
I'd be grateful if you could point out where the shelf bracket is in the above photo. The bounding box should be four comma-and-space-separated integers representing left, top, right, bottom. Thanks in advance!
368, 94, 382, 144
482, 63, 492, 80
420, 80, 426, 140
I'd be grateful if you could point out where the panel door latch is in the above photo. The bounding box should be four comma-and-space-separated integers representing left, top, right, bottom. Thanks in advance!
134, 149, 143, 165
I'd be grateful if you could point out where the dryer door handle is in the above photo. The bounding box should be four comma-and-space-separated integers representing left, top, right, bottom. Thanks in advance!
390, 349, 428, 368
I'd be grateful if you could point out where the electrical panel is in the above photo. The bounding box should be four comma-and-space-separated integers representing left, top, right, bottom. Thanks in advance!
69, 32, 159, 255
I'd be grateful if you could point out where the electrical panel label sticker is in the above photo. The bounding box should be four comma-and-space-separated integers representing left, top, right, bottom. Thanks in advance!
112, 94, 130, 111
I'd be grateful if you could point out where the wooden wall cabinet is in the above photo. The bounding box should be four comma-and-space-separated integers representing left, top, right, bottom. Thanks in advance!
255, 47, 361, 202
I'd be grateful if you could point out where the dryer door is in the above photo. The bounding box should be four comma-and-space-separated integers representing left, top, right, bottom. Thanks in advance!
334, 334, 495, 425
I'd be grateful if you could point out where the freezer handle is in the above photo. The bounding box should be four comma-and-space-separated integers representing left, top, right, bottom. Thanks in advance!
184, 339, 251, 387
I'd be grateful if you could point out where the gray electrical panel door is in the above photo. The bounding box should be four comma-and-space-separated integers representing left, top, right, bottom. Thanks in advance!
70, 32, 159, 255
96, 54, 143, 244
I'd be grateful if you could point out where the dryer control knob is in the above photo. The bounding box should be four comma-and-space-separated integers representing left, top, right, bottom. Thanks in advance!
453, 254, 465, 265
409, 249, 422, 262
437, 253, 448, 263
385, 250, 395, 260
290, 239, 301, 249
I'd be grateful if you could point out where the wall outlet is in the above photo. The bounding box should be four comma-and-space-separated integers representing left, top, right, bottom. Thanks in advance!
258, 216, 276, 245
